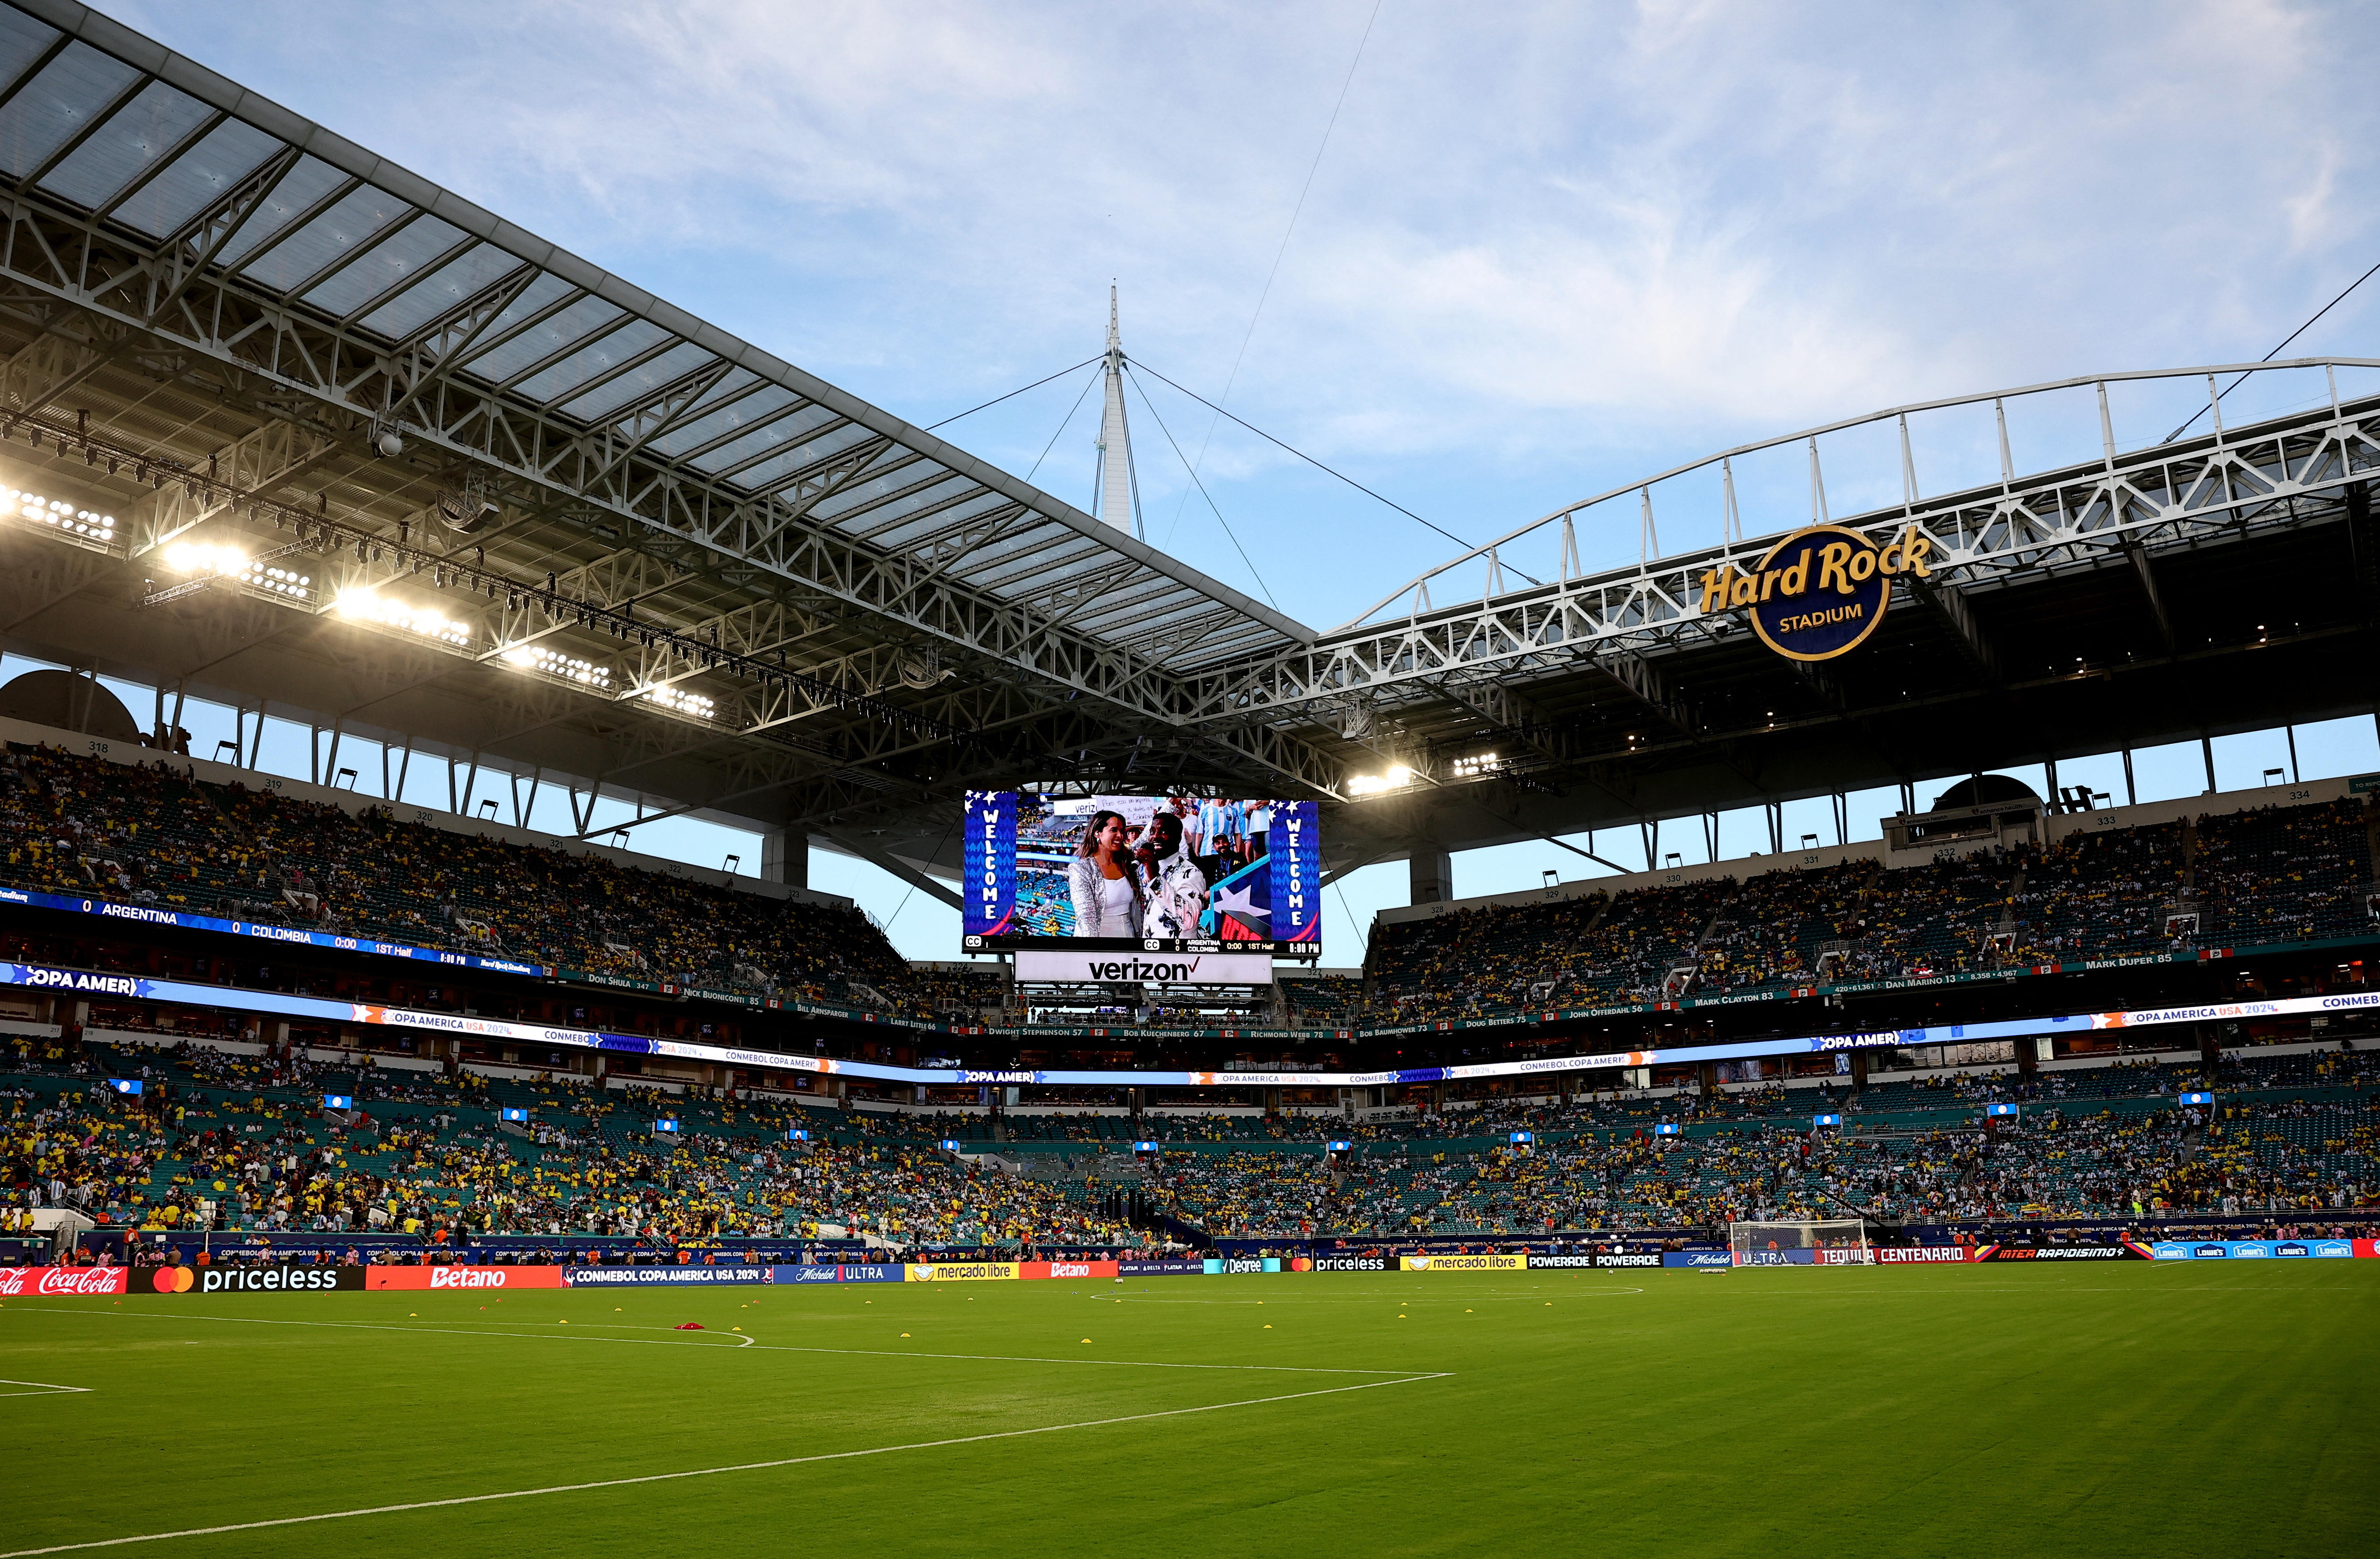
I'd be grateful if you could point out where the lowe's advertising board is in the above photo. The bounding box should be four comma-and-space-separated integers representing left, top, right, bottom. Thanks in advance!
2149, 1240, 2361, 1260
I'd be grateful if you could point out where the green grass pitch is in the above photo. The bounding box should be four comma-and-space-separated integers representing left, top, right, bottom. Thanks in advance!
0, 1263, 2372, 1557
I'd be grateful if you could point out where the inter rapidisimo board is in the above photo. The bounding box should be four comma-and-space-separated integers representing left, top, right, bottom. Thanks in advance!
1, 1263, 2372, 1558
963, 791, 1320, 957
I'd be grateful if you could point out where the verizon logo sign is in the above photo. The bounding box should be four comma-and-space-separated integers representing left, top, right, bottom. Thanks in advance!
1012, 950, 1274, 986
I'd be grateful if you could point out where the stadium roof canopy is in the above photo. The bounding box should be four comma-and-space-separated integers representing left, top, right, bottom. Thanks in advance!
0, 0, 2373, 904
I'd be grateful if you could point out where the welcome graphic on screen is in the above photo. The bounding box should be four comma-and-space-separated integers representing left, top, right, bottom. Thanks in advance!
962, 792, 1320, 954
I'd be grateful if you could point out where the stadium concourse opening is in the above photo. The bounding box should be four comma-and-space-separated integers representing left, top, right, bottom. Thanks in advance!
0, 2, 2372, 1554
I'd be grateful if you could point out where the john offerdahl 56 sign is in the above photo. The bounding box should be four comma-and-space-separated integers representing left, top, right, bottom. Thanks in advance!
1697, 524, 1934, 662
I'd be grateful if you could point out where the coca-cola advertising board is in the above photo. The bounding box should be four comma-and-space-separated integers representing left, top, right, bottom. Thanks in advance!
0, 1267, 130, 1297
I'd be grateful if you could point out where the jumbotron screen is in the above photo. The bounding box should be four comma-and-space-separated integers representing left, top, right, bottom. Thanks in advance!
962, 791, 1320, 954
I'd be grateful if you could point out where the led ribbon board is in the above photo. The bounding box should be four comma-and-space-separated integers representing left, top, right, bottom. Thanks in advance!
9, 957, 2372, 1092
1699, 524, 1933, 661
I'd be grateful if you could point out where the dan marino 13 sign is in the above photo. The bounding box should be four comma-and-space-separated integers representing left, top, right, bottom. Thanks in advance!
1697, 523, 1934, 661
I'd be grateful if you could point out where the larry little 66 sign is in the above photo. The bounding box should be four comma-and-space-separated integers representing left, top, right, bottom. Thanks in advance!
1698, 523, 1934, 662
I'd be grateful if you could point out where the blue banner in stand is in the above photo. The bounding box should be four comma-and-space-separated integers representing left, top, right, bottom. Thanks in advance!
499, 1108, 528, 1123
323, 1094, 352, 1109
1986, 1103, 2019, 1117
562, 1265, 774, 1286
1654, 1124, 1681, 1136
1813, 1114, 1841, 1127
2179, 1092, 2214, 1105
0, 886, 548, 977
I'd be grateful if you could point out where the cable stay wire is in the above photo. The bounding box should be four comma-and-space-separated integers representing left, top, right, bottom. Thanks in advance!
1123, 363, 1281, 610
923, 356, 1102, 431
1132, 356, 1541, 585
1165, 0, 1385, 547
2164, 257, 2380, 442
1024, 365, 1103, 485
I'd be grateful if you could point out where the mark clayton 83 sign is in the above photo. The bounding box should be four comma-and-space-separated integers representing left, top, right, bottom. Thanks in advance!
1697, 523, 1934, 662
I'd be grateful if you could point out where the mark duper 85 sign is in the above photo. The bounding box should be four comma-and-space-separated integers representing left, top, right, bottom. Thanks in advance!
1699, 523, 1932, 662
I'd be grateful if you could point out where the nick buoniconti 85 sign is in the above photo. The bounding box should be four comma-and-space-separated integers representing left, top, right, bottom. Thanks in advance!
1698, 523, 1935, 661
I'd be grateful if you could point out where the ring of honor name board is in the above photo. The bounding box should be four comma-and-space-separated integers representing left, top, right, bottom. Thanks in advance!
1700, 522, 1933, 662
962, 792, 1320, 955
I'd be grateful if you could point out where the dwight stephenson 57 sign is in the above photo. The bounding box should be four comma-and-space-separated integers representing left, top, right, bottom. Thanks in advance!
1698, 523, 1934, 662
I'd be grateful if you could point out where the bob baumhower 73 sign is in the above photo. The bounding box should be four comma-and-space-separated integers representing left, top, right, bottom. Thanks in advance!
1698, 524, 1935, 662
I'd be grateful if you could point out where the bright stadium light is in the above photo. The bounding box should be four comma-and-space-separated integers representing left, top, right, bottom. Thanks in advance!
643, 685, 715, 719
162, 541, 312, 600
1347, 764, 1415, 797
503, 644, 612, 688
6, 485, 115, 540
337, 591, 469, 647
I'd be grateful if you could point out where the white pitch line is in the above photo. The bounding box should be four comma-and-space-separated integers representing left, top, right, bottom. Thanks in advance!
0, 1377, 88, 1400
22, 1306, 1413, 1375
0, 1372, 1452, 1558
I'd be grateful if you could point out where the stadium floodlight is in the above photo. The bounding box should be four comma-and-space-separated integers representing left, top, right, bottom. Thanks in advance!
642, 685, 715, 719
163, 541, 311, 601
1730, 1218, 1870, 1267
2180, 1091, 2215, 1105
1986, 1102, 2019, 1117
1813, 1113, 1842, 1127
502, 644, 612, 688
323, 1094, 352, 1109
106, 1078, 141, 1095
499, 1107, 529, 1122
5, 486, 114, 541
337, 591, 468, 647
1346, 764, 1415, 797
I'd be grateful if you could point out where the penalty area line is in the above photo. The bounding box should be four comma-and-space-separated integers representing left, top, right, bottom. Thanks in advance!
0, 1377, 88, 1399
0, 1372, 1453, 1557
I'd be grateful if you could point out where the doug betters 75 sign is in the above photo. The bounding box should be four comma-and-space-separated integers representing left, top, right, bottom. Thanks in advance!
1698, 523, 1934, 662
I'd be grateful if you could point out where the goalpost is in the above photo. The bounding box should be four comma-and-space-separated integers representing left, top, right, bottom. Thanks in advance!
1728, 1218, 1871, 1267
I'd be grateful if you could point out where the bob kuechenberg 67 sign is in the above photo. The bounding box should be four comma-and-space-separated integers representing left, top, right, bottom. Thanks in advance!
1698, 523, 1934, 662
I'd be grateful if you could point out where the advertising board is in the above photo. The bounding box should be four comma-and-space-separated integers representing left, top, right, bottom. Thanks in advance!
1117, 1260, 1206, 1276
1292, 1255, 1390, 1272
1976, 1243, 2150, 1262
0, 1266, 128, 1296
1018, 1260, 1120, 1280
1663, 1252, 1733, 1268
769, 1263, 907, 1284
152, 1264, 365, 1294
1870, 1247, 1974, 1264
366, 1264, 564, 1290
1205, 1257, 1281, 1274
560, 1265, 773, 1286
963, 791, 1320, 955
904, 1261, 1020, 1283
1399, 1253, 1525, 1272
2150, 1240, 2358, 1260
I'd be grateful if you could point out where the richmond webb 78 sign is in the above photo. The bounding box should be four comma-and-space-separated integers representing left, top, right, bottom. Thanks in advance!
1698, 523, 1934, 662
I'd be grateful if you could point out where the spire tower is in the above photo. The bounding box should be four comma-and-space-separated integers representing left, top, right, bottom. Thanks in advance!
1092, 285, 1141, 539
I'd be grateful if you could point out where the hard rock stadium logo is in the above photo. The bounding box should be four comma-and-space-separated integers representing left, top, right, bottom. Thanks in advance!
1697, 523, 1934, 662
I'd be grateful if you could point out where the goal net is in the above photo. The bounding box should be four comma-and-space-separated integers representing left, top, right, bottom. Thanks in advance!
1728, 1218, 1870, 1267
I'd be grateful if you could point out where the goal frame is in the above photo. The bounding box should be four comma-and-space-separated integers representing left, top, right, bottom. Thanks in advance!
1728, 1218, 1871, 1267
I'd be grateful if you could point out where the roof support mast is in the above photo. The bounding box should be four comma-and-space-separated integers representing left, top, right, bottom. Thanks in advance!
1094, 285, 1142, 540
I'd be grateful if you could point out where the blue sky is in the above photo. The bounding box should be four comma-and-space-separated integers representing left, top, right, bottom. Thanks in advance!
83, 0, 2380, 958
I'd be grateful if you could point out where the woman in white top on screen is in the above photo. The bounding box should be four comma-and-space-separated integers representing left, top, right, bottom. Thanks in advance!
1066, 809, 1147, 938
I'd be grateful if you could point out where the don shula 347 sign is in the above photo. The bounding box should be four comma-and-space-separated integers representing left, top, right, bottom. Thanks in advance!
1697, 523, 1934, 661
